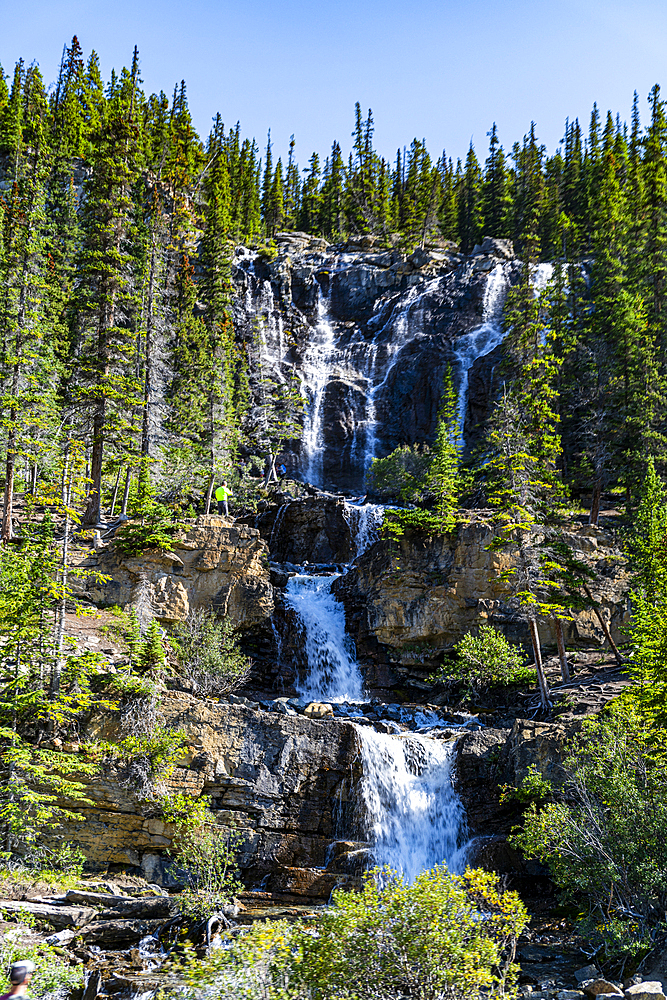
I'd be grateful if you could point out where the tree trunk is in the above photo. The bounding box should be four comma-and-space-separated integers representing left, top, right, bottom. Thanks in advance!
120, 467, 131, 516
583, 585, 625, 665
52, 455, 72, 699
554, 618, 570, 682
529, 618, 550, 712
264, 450, 277, 488
205, 475, 214, 515
83, 399, 105, 525
589, 478, 602, 526
109, 466, 122, 518
1, 412, 17, 543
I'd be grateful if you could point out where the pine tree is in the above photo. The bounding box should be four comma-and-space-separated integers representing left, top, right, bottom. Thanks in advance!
482, 123, 512, 238
427, 367, 459, 530
457, 142, 483, 253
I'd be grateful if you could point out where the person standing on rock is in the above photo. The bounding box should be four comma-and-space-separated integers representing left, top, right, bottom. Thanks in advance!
1, 962, 35, 999
215, 481, 233, 516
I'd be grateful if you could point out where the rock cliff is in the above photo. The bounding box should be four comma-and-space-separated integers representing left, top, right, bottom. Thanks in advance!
76, 516, 273, 628
64, 694, 362, 898
334, 518, 629, 696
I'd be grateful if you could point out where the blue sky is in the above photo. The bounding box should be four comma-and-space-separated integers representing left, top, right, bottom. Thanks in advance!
4, 0, 667, 167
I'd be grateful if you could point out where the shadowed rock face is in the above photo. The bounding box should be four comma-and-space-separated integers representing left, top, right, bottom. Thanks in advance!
233, 243, 521, 491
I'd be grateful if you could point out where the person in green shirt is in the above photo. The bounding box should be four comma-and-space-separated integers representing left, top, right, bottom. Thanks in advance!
214, 481, 233, 516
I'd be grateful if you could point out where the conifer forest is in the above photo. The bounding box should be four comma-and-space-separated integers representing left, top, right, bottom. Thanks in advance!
6, 33, 667, 1000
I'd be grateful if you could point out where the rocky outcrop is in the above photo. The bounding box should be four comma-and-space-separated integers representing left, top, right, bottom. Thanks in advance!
335, 519, 630, 695
62, 694, 363, 896
248, 495, 357, 565
76, 516, 273, 627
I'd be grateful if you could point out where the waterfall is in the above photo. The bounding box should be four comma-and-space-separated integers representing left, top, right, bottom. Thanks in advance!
344, 501, 384, 557
453, 260, 555, 448
284, 573, 364, 703
300, 285, 337, 486
452, 264, 509, 447
355, 726, 467, 881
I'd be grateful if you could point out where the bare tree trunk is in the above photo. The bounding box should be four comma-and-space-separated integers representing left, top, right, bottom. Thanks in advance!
264, 450, 277, 488
83, 399, 105, 525
529, 618, 550, 712
205, 475, 214, 515
120, 467, 131, 516
109, 466, 122, 518
589, 478, 602, 526
583, 585, 624, 665
554, 618, 570, 682
1, 410, 17, 543
52, 453, 72, 699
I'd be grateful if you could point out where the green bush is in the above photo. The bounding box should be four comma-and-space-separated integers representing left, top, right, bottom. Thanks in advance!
433, 624, 530, 697
381, 506, 453, 541
171, 609, 252, 697
512, 703, 667, 960
163, 794, 243, 917
366, 444, 432, 502
171, 864, 528, 1000
114, 496, 182, 556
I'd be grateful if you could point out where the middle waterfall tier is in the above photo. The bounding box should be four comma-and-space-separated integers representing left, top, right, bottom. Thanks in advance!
284, 573, 364, 703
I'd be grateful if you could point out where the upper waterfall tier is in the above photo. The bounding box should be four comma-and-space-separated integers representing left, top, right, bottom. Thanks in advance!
233, 239, 542, 491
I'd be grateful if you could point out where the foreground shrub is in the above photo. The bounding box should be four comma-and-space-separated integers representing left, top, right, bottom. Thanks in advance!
163, 793, 243, 918
173, 864, 528, 999
512, 703, 667, 960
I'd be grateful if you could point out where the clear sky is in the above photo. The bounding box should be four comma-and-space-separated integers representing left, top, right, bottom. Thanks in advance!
4, 0, 667, 167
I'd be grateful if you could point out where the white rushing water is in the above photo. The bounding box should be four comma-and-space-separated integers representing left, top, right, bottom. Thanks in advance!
344, 501, 384, 557
301, 285, 337, 486
355, 726, 467, 881
452, 263, 509, 448
453, 261, 555, 448
284, 573, 364, 703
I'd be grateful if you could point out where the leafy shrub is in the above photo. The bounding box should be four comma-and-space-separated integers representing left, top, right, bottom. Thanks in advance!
0, 938, 84, 1000
171, 609, 252, 697
381, 506, 453, 541
171, 864, 528, 1000
98, 724, 187, 800
433, 624, 530, 697
366, 444, 432, 502
511, 703, 667, 960
163, 794, 243, 917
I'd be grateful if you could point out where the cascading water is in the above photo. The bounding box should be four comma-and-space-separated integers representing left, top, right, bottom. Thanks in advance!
452, 263, 509, 447
355, 727, 467, 880
284, 574, 364, 703
452, 260, 556, 448
300, 285, 337, 486
344, 501, 384, 557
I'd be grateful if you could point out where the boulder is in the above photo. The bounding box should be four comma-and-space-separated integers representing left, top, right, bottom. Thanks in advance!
625, 985, 666, 1000
471, 236, 514, 259
0, 899, 95, 928
583, 981, 624, 997
304, 703, 334, 718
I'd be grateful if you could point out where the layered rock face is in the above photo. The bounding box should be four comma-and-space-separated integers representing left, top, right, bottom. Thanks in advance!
334, 519, 629, 695
77, 516, 273, 627
65, 694, 362, 897
233, 236, 520, 491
